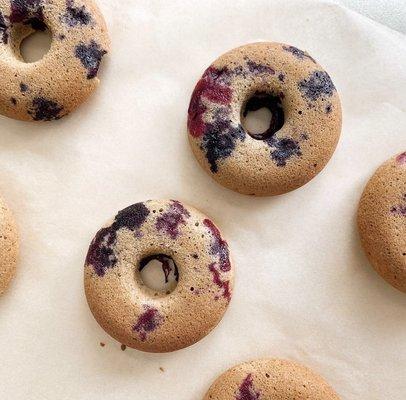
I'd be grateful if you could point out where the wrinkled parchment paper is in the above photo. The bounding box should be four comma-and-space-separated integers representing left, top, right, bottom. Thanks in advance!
0, 1, 405, 399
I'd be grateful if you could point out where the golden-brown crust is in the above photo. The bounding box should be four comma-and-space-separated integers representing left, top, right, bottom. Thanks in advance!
203, 359, 340, 400
0, 0, 110, 121
188, 42, 342, 196
0, 196, 19, 295
358, 152, 406, 292
84, 200, 234, 353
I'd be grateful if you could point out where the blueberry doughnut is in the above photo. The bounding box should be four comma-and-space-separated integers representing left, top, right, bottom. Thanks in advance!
204, 359, 340, 400
358, 152, 406, 292
0, 0, 110, 121
84, 200, 234, 352
188, 42, 342, 196
0, 196, 19, 295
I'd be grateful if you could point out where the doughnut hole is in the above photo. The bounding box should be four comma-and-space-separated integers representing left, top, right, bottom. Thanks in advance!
138, 254, 179, 294
241, 92, 285, 140
9, 20, 52, 63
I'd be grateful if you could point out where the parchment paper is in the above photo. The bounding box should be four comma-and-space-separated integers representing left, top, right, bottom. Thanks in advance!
0, 1, 405, 399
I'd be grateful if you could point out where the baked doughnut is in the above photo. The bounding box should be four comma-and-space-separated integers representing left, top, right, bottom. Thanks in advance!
0, 0, 110, 121
204, 359, 340, 400
358, 152, 406, 292
0, 196, 19, 295
187, 42, 341, 196
84, 199, 234, 353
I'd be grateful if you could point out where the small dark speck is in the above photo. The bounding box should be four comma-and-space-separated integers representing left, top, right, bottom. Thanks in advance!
121, 344, 126, 351
20, 83, 28, 93
265, 373, 270, 378
10, 97, 17, 105
190, 287, 194, 291
58, 34, 66, 40
192, 254, 198, 259
100, 342, 105, 347
298, 110, 302, 115
159, 367, 164, 372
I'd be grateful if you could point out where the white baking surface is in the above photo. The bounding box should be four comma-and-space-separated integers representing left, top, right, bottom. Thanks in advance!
0, 0, 405, 399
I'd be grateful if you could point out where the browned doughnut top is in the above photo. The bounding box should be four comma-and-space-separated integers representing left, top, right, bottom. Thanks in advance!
188, 42, 342, 196
358, 152, 406, 292
84, 200, 234, 353
0, 0, 110, 121
203, 359, 340, 400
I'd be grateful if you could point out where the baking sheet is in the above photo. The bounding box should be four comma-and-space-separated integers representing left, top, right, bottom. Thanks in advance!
0, 0, 405, 399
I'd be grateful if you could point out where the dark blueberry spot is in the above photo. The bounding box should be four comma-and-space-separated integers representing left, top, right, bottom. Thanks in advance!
246, 60, 275, 75
243, 92, 284, 140
113, 203, 150, 232
278, 73, 285, 82
75, 41, 107, 79
283, 45, 316, 63
266, 136, 302, 167
27, 97, 63, 121
192, 253, 198, 259
0, 11, 9, 44
133, 306, 164, 341
25, 17, 46, 30
139, 254, 179, 283
325, 103, 332, 113
10, 97, 17, 105
58, 34, 66, 40
85, 202, 150, 276
10, 0, 46, 30
20, 83, 28, 93
298, 70, 336, 101
85, 227, 117, 277
202, 123, 245, 173
236, 374, 260, 400
62, 0, 92, 26
156, 200, 190, 239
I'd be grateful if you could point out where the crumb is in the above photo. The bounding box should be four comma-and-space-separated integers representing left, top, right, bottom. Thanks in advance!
159, 367, 164, 372
100, 342, 105, 347
121, 344, 126, 351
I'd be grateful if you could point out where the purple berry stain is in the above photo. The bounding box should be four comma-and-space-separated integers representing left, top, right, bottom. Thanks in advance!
236, 374, 260, 400
204, 219, 232, 302
243, 92, 284, 140
62, 0, 91, 26
391, 194, 406, 217
139, 254, 179, 283
0, 11, 9, 44
188, 66, 233, 138
396, 152, 406, 165
283, 45, 316, 63
156, 200, 190, 239
299, 70, 336, 101
27, 97, 63, 121
75, 41, 107, 79
203, 219, 231, 272
86, 202, 150, 277
133, 305, 164, 341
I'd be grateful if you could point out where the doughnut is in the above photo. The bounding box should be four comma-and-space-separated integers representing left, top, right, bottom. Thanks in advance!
203, 359, 340, 400
0, 196, 19, 295
358, 152, 406, 292
187, 42, 342, 196
84, 199, 234, 353
0, 0, 110, 121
